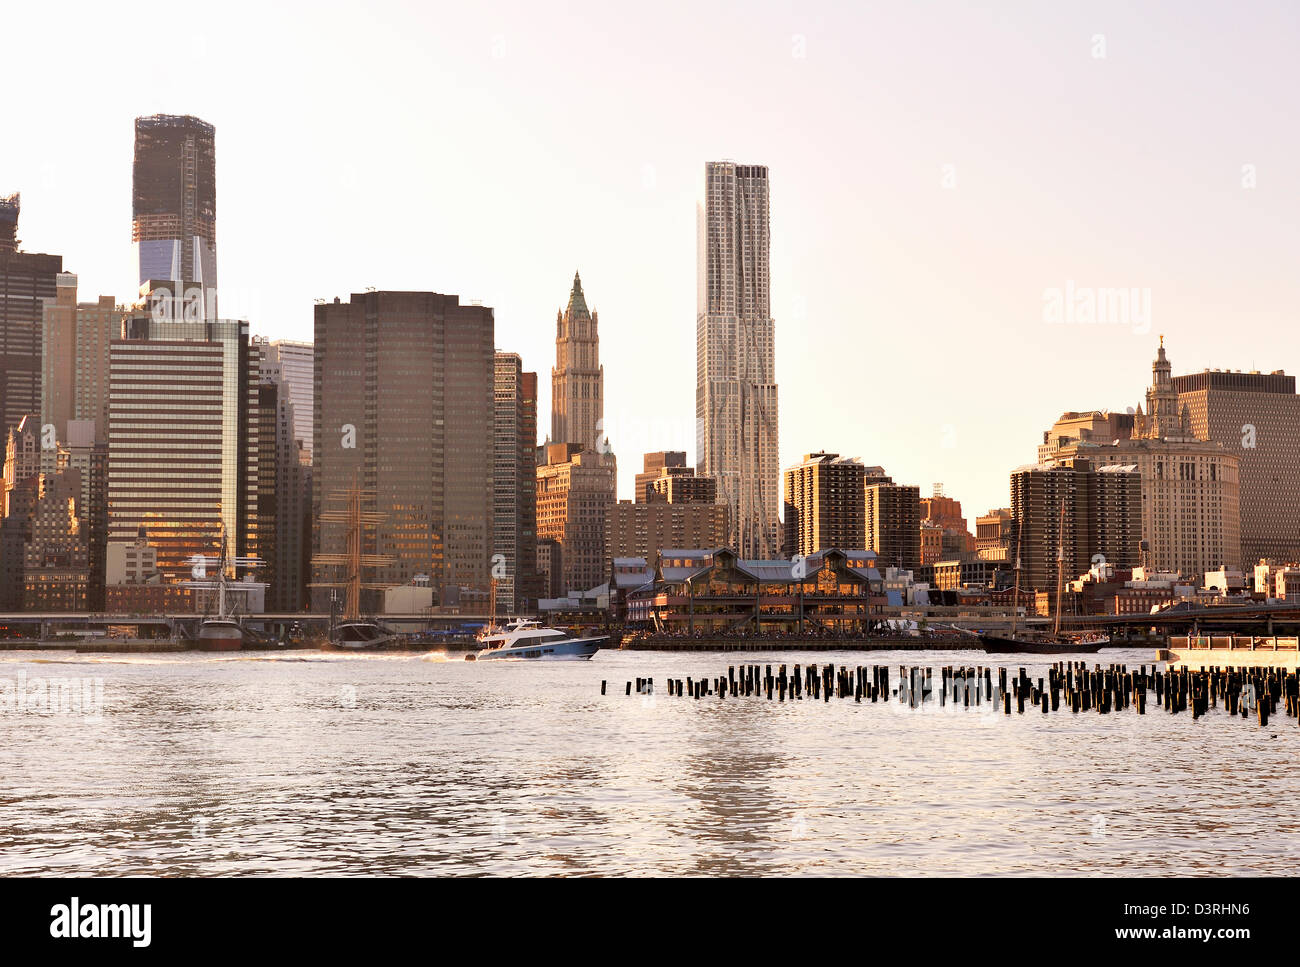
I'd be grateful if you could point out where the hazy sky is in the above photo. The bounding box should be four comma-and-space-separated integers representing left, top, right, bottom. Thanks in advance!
5, 0, 1298, 518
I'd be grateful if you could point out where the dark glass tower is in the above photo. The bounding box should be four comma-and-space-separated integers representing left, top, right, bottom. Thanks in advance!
0, 193, 63, 434
313, 292, 495, 608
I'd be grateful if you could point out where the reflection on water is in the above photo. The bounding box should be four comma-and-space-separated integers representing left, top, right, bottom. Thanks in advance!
0, 647, 1295, 876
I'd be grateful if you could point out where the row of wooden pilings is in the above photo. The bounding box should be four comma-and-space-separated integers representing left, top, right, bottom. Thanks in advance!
600, 662, 1298, 726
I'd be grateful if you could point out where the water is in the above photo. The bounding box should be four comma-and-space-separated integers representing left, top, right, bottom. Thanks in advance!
0, 646, 1295, 876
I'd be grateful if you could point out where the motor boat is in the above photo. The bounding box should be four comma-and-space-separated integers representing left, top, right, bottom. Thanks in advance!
472, 618, 604, 661
330, 619, 398, 650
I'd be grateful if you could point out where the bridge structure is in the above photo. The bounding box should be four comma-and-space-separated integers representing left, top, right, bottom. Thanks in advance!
0, 612, 500, 641
876, 602, 1300, 641
3, 602, 1299, 643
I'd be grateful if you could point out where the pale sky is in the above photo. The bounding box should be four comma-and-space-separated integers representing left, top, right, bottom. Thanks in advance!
5, 0, 1298, 519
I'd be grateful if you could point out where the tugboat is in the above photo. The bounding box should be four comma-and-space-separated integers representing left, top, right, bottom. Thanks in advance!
976, 500, 1109, 655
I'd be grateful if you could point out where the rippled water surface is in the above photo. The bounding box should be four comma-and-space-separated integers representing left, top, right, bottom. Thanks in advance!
0, 646, 1296, 876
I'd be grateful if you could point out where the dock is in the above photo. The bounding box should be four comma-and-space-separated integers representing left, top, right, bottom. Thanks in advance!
1160, 635, 1300, 671
619, 635, 982, 652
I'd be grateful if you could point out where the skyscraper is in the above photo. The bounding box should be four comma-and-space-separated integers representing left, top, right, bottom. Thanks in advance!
696, 161, 779, 558
536, 442, 616, 593
313, 291, 495, 602
865, 477, 921, 570
265, 340, 314, 457
132, 115, 217, 293
0, 194, 63, 435
21, 469, 89, 611
258, 341, 311, 610
635, 451, 688, 503
782, 453, 866, 557
551, 272, 604, 450
494, 352, 539, 615
1040, 341, 1242, 577
605, 500, 728, 567
1171, 367, 1300, 564
108, 291, 261, 582
1010, 459, 1142, 596
41, 273, 117, 448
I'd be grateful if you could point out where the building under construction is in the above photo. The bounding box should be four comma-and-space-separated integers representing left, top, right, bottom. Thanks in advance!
132, 114, 217, 291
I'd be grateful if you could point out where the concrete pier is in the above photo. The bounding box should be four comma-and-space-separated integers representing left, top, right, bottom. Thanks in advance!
1160, 635, 1300, 671
620, 635, 981, 652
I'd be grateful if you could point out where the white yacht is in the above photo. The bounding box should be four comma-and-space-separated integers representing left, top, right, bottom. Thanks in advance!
473, 618, 604, 661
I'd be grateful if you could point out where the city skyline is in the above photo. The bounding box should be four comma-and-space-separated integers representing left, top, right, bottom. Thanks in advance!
3, 1, 1299, 517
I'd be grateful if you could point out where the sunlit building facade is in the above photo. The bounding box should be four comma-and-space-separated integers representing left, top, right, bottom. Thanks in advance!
107, 306, 260, 582
696, 161, 780, 558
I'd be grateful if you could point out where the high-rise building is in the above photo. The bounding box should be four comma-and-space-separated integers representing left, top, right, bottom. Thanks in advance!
0, 192, 18, 254
918, 489, 975, 563
22, 469, 89, 611
313, 291, 495, 602
56, 420, 108, 610
636, 451, 688, 503
637, 451, 717, 505
647, 471, 717, 505
536, 442, 616, 593
517, 372, 540, 609
256, 348, 312, 611
605, 500, 728, 569
536, 537, 563, 600
494, 353, 540, 615
108, 298, 261, 583
782, 452, 866, 557
1041, 340, 1242, 577
918, 492, 969, 534
0, 194, 62, 436
264, 340, 314, 457
696, 161, 780, 558
132, 115, 217, 292
865, 476, 921, 570
1171, 367, 1300, 564
0, 473, 38, 609
41, 273, 118, 450
551, 272, 605, 451
976, 508, 1015, 562
3, 414, 40, 518
1009, 459, 1142, 596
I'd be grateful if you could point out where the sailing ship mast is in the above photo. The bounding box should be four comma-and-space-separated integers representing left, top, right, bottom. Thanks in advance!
1053, 497, 1066, 638
216, 530, 228, 620
1009, 526, 1021, 639
310, 472, 396, 624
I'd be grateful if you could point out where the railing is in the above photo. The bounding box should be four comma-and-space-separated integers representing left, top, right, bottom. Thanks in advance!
1171, 635, 1300, 651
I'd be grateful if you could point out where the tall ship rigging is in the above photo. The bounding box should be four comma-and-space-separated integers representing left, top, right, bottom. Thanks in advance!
310, 477, 398, 649
182, 530, 264, 652
976, 500, 1109, 655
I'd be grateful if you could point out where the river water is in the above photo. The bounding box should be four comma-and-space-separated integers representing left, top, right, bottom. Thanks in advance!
0, 646, 1295, 876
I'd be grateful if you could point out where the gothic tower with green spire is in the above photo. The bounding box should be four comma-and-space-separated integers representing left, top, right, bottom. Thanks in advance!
551, 271, 607, 451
